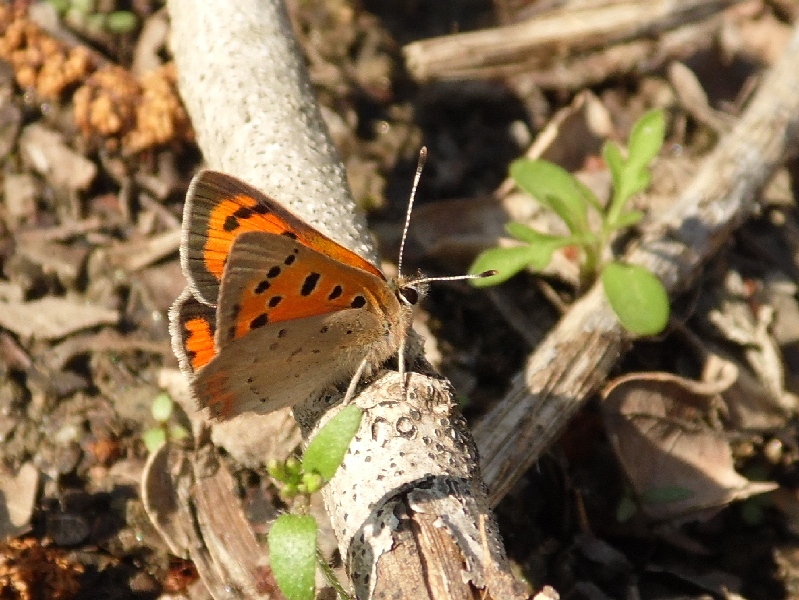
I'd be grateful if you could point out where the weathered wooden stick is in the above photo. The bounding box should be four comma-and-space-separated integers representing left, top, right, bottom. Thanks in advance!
475, 21, 799, 506
403, 0, 740, 83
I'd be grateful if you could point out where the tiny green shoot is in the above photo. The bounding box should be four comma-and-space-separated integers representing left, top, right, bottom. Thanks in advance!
267, 405, 362, 600
142, 392, 189, 453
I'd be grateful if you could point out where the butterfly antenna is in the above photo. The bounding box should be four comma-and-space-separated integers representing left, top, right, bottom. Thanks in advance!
397, 146, 427, 280
411, 270, 497, 287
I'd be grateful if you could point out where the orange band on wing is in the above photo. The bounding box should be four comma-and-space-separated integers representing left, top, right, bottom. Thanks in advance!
203, 193, 384, 283
184, 317, 216, 371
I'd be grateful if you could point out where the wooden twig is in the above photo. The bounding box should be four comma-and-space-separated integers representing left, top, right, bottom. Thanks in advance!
474, 22, 799, 506
403, 0, 740, 83
523, 19, 719, 91
160, 1, 525, 598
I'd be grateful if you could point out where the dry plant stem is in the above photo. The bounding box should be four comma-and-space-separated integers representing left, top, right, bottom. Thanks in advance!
403, 0, 740, 82
167, 1, 521, 598
526, 19, 718, 91
475, 23, 799, 506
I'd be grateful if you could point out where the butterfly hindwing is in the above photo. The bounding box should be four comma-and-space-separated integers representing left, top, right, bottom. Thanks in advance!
193, 309, 385, 419
181, 170, 384, 305
169, 287, 217, 377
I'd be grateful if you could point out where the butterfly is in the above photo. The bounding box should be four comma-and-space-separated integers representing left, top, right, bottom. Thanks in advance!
169, 158, 422, 420
170, 151, 493, 421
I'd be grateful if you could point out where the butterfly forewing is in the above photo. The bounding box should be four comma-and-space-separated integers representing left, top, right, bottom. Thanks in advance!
215, 231, 401, 348
182, 171, 384, 305
193, 309, 385, 419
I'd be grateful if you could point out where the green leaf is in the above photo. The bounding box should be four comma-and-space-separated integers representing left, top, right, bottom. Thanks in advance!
601, 262, 670, 335
151, 392, 173, 423
605, 111, 666, 222
47, 0, 71, 14
627, 109, 666, 173
608, 210, 644, 230
268, 514, 318, 600
505, 221, 546, 244
106, 11, 139, 34
469, 245, 553, 287
300, 472, 324, 495
70, 0, 94, 14
509, 159, 594, 235
142, 428, 166, 453
625, 170, 652, 200
603, 140, 624, 195
169, 424, 190, 441
267, 459, 288, 482
302, 405, 363, 482
616, 496, 638, 522
641, 485, 693, 504
505, 222, 567, 246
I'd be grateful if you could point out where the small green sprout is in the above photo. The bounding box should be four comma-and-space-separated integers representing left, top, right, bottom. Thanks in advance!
142, 392, 189, 453
48, 0, 139, 35
267, 405, 362, 600
470, 109, 669, 336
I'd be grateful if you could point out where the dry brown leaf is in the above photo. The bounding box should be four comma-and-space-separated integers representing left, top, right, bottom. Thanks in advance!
602, 372, 777, 521
0, 297, 118, 340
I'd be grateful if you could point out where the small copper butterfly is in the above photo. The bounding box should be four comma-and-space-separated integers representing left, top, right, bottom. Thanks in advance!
169, 151, 492, 421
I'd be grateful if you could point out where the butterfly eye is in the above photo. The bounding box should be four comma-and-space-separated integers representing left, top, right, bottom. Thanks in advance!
400, 286, 419, 306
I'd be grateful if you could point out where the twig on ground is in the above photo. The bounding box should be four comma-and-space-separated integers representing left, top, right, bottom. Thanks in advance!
403, 0, 740, 84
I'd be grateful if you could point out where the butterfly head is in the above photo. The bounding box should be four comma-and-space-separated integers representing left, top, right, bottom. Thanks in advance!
395, 274, 428, 308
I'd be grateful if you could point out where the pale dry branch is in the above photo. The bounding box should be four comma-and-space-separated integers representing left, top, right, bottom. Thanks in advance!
403, 0, 740, 84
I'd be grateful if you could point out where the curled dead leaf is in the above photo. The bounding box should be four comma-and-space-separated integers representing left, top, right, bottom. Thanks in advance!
602, 372, 777, 522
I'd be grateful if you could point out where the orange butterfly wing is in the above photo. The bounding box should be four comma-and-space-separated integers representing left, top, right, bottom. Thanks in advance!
215, 230, 401, 346
191, 232, 404, 420
169, 288, 217, 374
182, 170, 384, 306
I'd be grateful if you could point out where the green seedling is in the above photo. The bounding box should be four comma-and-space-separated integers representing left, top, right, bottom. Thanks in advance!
267, 405, 363, 600
48, 0, 139, 34
142, 392, 189, 453
470, 109, 669, 336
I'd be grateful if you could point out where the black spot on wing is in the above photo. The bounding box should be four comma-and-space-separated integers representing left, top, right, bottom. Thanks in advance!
301, 272, 321, 296
223, 216, 239, 232
233, 206, 253, 219
250, 313, 268, 329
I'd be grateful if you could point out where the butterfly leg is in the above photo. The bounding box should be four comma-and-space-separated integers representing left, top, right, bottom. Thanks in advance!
398, 336, 407, 400
342, 357, 370, 406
